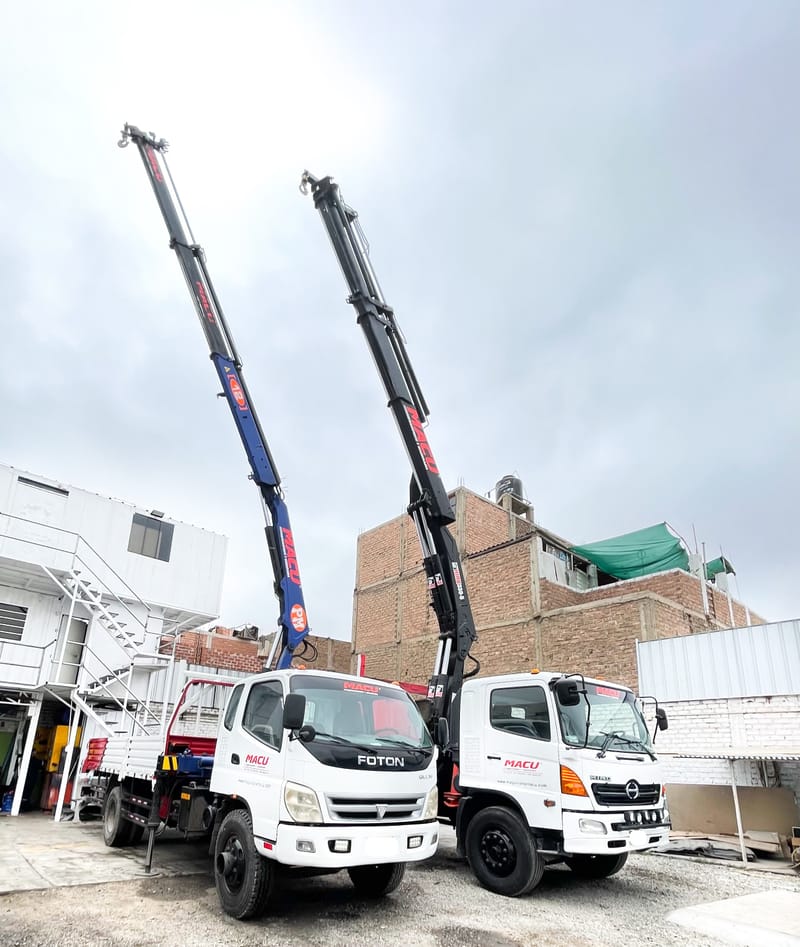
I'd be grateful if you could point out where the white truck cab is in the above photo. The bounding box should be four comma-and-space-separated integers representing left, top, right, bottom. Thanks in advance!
453, 670, 670, 895
209, 669, 439, 916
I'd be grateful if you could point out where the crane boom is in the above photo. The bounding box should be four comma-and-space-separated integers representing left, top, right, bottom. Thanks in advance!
301, 172, 478, 736
119, 124, 312, 670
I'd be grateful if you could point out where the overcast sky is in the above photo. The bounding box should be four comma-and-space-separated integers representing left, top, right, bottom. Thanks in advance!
1, 2, 797, 646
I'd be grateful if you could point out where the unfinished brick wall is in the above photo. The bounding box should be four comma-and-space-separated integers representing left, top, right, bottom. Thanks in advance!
463, 492, 518, 553
353, 486, 764, 693
164, 627, 351, 676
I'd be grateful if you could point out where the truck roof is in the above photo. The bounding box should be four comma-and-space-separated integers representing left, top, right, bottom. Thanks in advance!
466, 670, 633, 694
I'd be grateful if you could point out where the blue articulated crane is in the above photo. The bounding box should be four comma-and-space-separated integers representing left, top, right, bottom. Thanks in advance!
119, 124, 313, 670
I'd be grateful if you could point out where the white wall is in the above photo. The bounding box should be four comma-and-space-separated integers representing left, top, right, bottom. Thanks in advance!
656, 695, 800, 807
0, 583, 62, 686
0, 463, 227, 617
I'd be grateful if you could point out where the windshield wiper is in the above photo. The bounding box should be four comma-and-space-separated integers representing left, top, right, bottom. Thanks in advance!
310, 731, 376, 753
596, 732, 655, 760
373, 737, 430, 755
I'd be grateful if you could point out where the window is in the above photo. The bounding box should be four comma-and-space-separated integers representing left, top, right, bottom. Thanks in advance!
243, 681, 284, 750
127, 514, 174, 562
223, 684, 244, 731
490, 685, 551, 742
17, 476, 69, 497
0, 602, 27, 642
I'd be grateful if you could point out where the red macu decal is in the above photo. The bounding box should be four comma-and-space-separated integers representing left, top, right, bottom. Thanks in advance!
145, 146, 163, 183
344, 681, 380, 694
504, 759, 541, 770
405, 405, 439, 474
245, 754, 269, 765
228, 376, 247, 410
282, 528, 301, 585
195, 281, 216, 324
595, 685, 624, 699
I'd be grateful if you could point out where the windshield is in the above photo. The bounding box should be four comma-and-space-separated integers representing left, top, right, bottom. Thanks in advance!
290, 675, 433, 751
557, 682, 651, 752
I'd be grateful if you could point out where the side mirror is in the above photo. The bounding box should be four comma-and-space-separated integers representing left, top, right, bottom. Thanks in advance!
283, 693, 306, 730
656, 708, 668, 731
436, 716, 450, 748
555, 679, 581, 707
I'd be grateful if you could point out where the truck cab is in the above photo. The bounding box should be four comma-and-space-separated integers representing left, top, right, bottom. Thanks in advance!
212, 669, 439, 864
209, 670, 440, 916
453, 671, 670, 894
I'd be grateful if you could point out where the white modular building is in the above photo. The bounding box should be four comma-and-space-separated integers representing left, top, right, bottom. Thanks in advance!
0, 462, 227, 817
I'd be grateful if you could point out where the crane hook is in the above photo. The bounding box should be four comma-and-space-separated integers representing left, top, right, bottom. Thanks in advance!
117, 126, 130, 149
299, 172, 311, 196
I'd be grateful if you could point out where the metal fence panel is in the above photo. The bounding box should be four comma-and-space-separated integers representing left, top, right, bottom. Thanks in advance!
637, 620, 800, 701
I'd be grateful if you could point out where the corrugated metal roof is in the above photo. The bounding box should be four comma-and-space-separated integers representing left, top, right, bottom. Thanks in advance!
637, 619, 800, 701
663, 747, 800, 762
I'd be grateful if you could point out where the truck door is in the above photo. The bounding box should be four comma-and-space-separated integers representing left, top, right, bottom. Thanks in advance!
216, 680, 286, 843
484, 683, 561, 831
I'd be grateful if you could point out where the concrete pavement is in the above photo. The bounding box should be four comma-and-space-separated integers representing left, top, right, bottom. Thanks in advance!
668, 889, 800, 946
0, 812, 208, 893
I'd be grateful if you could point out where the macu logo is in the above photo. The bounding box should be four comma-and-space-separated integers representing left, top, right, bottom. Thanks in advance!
282, 528, 301, 585
145, 146, 163, 183
405, 405, 439, 474
357, 755, 405, 767
245, 754, 269, 766
194, 281, 216, 325
504, 759, 540, 770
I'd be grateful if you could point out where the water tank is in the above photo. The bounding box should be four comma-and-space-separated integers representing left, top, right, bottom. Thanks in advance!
495, 475, 524, 504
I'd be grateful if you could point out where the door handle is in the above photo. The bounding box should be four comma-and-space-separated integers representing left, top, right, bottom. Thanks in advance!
231, 753, 240, 764
487, 755, 501, 760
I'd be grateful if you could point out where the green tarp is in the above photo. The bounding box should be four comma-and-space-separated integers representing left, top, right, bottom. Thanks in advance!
705, 556, 735, 580
571, 522, 689, 580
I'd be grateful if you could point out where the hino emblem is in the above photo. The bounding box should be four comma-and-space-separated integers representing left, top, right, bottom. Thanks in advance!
625, 780, 640, 801
376, 805, 387, 819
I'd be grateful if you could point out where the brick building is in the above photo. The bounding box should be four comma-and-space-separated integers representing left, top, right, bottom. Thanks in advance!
167, 625, 351, 676
353, 486, 764, 691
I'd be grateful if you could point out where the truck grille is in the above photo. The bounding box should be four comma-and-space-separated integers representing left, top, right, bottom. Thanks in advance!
325, 793, 426, 823
591, 782, 661, 806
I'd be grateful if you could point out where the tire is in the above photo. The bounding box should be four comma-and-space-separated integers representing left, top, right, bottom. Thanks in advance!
127, 824, 144, 846
567, 852, 628, 879
103, 786, 134, 848
465, 806, 543, 897
347, 862, 406, 898
214, 809, 274, 920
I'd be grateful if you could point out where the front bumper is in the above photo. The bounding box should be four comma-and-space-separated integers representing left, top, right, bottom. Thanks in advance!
562, 809, 671, 855
260, 819, 440, 868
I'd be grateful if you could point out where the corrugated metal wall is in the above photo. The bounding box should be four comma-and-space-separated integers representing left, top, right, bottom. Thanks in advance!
637, 619, 800, 701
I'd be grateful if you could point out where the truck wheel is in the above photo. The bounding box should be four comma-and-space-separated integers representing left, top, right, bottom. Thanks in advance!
214, 809, 274, 920
347, 862, 406, 897
567, 852, 628, 879
103, 786, 134, 847
127, 824, 144, 846
465, 806, 543, 897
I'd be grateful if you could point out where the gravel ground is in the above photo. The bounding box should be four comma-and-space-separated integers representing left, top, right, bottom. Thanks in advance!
2, 829, 798, 947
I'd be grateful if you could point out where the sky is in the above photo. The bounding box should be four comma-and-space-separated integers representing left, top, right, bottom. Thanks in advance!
1, 2, 798, 645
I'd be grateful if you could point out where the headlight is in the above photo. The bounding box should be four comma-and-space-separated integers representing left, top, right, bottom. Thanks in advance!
284, 782, 323, 822
422, 786, 438, 820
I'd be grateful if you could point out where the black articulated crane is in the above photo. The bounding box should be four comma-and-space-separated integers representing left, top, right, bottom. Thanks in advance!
301, 173, 673, 900
300, 172, 480, 804
119, 124, 314, 671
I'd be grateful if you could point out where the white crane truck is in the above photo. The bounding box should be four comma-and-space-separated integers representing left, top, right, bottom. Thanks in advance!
76, 128, 440, 920
302, 172, 671, 896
